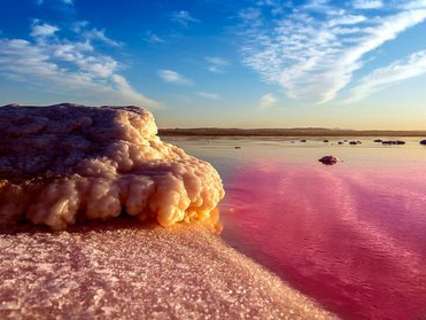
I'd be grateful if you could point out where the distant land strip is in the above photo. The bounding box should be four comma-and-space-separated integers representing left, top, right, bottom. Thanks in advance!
159, 128, 426, 137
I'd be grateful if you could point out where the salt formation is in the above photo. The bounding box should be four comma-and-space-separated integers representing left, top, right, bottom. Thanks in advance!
0, 103, 225, 230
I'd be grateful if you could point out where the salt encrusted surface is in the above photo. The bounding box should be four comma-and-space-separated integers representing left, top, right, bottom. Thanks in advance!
0, 221, 336, 320
0, 103, 224, 229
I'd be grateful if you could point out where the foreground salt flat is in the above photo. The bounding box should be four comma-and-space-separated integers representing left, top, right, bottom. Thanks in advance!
0, 221, 335, 320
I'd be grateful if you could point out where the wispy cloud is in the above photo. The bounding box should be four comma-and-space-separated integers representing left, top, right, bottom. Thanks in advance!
171, 10, 200, 27
239, 1, 426, 104
158, 69, 193, 85
30, 20, 59, 38
82, 28, 122, 47
36, 0, 73, 6
197, 91, 221, 100
71, 20, 89, 33
205, 56, 230, 73
400, 1, 426, 10
353, 0, 383, 10
70, 21, 122, 47
346, 50, 426, 102
0, 20, 158, 107
143, 31, 164, 44
258, 93, 277, 109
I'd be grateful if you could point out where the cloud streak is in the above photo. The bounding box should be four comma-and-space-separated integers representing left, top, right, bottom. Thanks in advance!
205, 56, 230, 73
197, 92, 221, 100
346, 50, 426, 103
158, 69, 193, 85
239, 1, 426, 104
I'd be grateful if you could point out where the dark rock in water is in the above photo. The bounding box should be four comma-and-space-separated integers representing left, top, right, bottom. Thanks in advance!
382, 140, 406, 145
323, 140, 329, 143
318, 155, 338, 165
420, 139, 426, 145
300, 139, 307, 143
349, 141, 358, 145
374, 139, 383, 143
338, 141, 343, 145
234, 146, 241, 149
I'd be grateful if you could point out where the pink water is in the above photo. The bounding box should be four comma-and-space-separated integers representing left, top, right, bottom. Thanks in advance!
168, 137, 426, 319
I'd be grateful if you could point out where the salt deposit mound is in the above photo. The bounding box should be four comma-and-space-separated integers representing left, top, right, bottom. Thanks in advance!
0, 103, 225, 230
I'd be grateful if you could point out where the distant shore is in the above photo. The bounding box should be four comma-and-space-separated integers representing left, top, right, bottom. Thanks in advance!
159, 128, 426, 137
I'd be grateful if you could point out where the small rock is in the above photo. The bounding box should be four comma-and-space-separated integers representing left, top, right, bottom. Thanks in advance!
382, 140, 405, 145
420, 139, 426, 145
373, 139, 382, 143
319, 155, 338, 165
300, 139, 307, 143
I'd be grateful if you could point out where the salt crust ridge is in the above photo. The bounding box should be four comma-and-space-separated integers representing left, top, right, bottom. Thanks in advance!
0, 103, 225, 230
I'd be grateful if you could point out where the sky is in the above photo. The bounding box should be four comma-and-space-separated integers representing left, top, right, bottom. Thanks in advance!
0, 0, 426, 129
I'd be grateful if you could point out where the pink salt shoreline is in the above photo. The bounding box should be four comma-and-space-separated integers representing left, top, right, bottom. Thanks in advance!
0, 220, 336, 320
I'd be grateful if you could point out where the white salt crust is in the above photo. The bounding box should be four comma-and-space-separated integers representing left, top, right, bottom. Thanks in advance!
0, 103, 225, 230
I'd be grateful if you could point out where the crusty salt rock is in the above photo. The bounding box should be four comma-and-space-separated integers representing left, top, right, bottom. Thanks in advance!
0, 103, 225, 230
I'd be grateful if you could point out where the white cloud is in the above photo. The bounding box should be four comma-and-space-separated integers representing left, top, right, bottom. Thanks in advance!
171, 11, 200, 27
346, 50, 426, 102
30, 20, 59, 38
258, 93, 277, 108
197, 92, 221, 100
239, 2, 426, 104
158, 69, 193, 85
205, 56, 230, 73
353, 0, 383, 10
0, 22, 158, 108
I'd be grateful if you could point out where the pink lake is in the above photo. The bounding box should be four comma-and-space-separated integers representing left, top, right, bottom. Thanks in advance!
167, 137, 426, 320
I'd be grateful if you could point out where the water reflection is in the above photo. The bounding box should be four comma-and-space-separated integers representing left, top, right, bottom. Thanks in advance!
167, 137, 426, 319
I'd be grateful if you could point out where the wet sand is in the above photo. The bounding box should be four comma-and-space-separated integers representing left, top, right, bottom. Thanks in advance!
0, 220, 335, 320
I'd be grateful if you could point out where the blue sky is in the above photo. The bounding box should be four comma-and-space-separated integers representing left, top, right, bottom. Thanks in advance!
0, 0, 426, 129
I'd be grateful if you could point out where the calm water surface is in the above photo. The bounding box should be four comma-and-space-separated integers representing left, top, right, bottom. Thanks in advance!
166, 137, 426, 320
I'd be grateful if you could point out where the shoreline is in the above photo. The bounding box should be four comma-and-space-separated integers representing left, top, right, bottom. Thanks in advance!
0, 220, 335, 319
